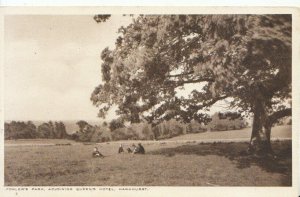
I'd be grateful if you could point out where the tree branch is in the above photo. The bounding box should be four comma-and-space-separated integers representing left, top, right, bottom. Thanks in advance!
266, 108, 292, 126
189, 95, 228, 110
202, 95, 228, 107
166, 71, 194, 78
164, 77, 214, 88
179, 78, 214, 85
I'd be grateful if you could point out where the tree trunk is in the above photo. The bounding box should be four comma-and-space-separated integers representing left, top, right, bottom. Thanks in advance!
248, 100, 273, 155
264, 124, 274, 154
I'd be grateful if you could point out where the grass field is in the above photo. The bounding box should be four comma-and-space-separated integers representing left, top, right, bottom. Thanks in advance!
4, 138, 78, 146
170, 125, 291, 141
5, 137, 292, 186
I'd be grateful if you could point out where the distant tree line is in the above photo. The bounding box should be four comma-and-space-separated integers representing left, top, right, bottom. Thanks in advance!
112, 112, 248, 141
8, 111, 288, 142
4, 121, 69, 140
71, 112, 249, 142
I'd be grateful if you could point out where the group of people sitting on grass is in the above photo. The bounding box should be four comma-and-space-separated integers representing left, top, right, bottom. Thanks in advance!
92, 143, 145, 158
118, 143, 145, 154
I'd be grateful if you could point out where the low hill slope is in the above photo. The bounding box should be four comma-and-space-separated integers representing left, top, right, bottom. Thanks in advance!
169, 125, 291, 141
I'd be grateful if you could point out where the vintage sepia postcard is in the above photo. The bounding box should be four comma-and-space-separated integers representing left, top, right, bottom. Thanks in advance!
0, 6, 299, 197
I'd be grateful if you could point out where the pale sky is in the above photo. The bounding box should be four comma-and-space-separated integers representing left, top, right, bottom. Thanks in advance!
4, 15, 233, 121
4, 15, 133, 121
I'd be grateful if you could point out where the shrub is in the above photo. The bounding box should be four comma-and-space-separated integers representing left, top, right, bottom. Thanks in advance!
141, 125, 154, 140
111, 128, 139, 141
207, 112, 247, 132
152, 119, 185, 140
186, 120, 207, 133
74, 124, 111, 142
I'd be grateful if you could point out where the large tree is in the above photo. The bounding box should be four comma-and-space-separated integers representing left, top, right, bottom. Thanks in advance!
91, 15, 291, 154
76, 120, 89, 133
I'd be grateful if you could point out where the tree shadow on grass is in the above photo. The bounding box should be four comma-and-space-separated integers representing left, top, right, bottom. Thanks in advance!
150, 141, 292, 185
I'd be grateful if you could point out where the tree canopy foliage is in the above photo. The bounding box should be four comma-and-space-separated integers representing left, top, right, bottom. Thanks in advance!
76, 120, 89, 133
91, 15, 291, 152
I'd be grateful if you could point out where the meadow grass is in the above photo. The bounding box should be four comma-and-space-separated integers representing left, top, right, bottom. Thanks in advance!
5, 140, 291, 186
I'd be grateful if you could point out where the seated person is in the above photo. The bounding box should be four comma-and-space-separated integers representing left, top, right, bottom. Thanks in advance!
138, 143, 145, 154
118, 144, 124, 153
92, 147, 104, 158
127, 147, 132, 153
133, 143, 145, 154
132, 144, 138, 154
